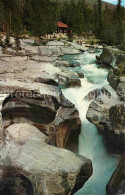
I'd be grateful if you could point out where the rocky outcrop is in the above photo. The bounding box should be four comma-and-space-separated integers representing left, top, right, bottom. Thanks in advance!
55, 60, 80, 68
0, 38, 93, 194
107, 69, 119, 90
57, 71, 81, 88
34, 77, 58, 86
86, 85, 125, 153
108, 69, 125, 100
0, 80, 81, 151
97, 46, 125, 67
100, 47, 114, 66
106, 155, 125, 195
87, 65, 125, 153
0, 123, 93, 195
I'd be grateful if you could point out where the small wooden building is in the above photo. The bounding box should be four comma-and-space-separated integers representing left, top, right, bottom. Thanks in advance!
57, 21, 69, 33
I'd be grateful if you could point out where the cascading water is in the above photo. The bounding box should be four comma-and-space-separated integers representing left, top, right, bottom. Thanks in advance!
62, 51, 119, 195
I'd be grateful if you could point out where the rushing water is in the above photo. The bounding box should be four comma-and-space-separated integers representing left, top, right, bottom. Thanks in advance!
62, 51, 119, 195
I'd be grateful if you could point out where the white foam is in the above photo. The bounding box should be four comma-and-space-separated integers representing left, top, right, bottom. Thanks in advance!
62, 51, 119, 195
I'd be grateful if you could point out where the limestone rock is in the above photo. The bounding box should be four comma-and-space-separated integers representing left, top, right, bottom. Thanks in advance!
0, 80, 81, 150
0, 123, 93, 195
86, 85, 125, 153
57, 71, 81, 88
107, 69, 119, 90
100, 47, 114, 66
99, 46, 125, 67
106, 155, 125, 195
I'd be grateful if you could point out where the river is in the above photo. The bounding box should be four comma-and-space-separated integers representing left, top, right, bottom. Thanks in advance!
61, 50, 119, 195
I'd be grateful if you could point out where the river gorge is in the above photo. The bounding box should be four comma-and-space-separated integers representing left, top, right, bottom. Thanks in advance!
0, 39, 124, 194
62, 51, 119, 195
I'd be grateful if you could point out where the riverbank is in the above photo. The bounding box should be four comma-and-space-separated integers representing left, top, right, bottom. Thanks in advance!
0, 36, 124, 194
0, 37, 94, 194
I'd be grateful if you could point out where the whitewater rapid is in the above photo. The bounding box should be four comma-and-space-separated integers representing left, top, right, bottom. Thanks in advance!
62, 51, 119, 195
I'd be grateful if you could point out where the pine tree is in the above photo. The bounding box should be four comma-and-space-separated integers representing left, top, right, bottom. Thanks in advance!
97, 0, 103, 39
0, 0, 5, 31
116, 0, 124, 47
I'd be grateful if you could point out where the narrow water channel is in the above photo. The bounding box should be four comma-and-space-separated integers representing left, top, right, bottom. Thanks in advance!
62, 51, 119, 195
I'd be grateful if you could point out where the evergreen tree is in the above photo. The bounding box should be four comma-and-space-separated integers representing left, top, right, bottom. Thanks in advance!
0, 0, 5, 31
116, 0, 124, 46
96, 0, 103, 39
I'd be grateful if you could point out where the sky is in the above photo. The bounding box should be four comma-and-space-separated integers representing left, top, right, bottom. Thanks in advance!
104, 0, 125, 6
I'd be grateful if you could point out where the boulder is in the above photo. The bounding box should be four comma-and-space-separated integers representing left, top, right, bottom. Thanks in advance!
57, 71, 81, 88
108, 69, 125, 100
0, 123, 93, 195
0, 80, 81, 151
75, 70, 84, 78
107, 69, 119, 90
100, 47, 114, 66
86, 88, 101, 101
55, 60, 70, 67
106, 155, 125, 195
34, 72, 58, 86
86, 85, 125, 153
69, 61, 81, 67
34, 77, 58, 86
99, 46, 125, 67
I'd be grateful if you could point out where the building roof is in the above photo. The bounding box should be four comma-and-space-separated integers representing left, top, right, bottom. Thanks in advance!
57, 21, 68, 28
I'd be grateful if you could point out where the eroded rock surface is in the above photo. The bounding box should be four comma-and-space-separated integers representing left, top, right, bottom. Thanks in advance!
57, 71, 81, 88
0, 38, 93, 194
106, 155, 125, 195
86, 85, 125, 153
97, 46, 125, 67
0, 123, 93, 195
0, 80, 81, 150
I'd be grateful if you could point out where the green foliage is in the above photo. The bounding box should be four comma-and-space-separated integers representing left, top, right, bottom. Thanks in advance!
24, 0, 58, 37
0, 0, 124, 49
